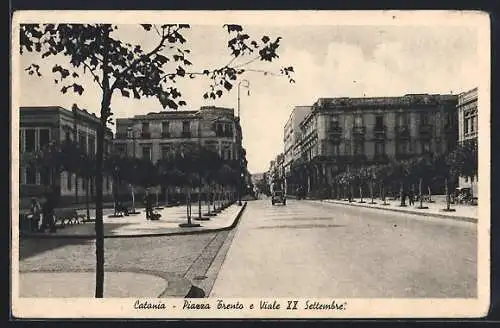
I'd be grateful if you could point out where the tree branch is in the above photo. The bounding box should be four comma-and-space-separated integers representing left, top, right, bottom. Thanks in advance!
82, 60, 103, 89
111, 26, 180, 90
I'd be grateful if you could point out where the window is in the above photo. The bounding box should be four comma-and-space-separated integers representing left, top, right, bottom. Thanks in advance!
470, 116, 476, 133
215, 123, 223, 136
162, 121, 170, 135
353, 140, 364, 155
142, 122, 150, 133
397, 113, 408, 127
142, 146, 152, 161
67, 172, 72, 191
375, 142, 385, 155
182, 121, 191, 133
354, 115, 363, 127
331, 143, 340, 156
420, 112, 430, 125
26, 166, 36, 184
25, 129, 36, 152
40, 167, 50, 185
161, 145, 171, 159
88, 135, 96, 155
421, 141, 431, 153
375, 115, 384, 128
331, 116, 340, 129
79, 133, 87, 153
397, 141, 409, 154
116, 144, 127, 156
106, 176, 110, 191
225, 124, 234, 137
65, 131, 71, 142
39, 129, 50, 148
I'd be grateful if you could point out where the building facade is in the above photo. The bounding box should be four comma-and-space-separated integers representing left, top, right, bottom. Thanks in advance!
113, 106, 243, 163
289, 93, 458, 195
457, 87, 478, 195
283, 106, 311, 192
19, 106, 114, 206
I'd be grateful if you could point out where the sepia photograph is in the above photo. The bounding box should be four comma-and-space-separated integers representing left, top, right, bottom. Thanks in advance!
11, 10, 490, 318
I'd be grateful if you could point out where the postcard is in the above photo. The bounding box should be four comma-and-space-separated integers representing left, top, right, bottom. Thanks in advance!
11, 10, 490, 319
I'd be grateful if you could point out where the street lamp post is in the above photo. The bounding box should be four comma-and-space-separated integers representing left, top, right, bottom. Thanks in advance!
127, 126, 136, 159
237, 79, 250, 206
196, 117, 209, 221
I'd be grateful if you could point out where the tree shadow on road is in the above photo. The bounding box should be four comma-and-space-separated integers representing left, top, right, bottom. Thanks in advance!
18, 237, 94, 261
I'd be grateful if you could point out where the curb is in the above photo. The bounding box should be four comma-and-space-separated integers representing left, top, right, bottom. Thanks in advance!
20, 202, 248, 240
316, 199, 478, 224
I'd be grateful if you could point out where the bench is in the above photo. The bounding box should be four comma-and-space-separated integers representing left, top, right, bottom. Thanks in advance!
53, 209, 82, 228
114, 203, 130, 216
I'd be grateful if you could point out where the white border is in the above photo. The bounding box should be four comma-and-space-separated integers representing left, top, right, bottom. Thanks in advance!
11, 10, 491, 319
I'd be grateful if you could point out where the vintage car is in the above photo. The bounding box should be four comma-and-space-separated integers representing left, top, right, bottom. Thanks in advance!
271, 190, 286, 205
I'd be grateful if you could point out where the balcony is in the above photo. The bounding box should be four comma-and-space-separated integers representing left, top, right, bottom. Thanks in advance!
181, 131, 192, 138
161, 132, 171, 138
372, 153, 389, 163
419, 124, 433, 138
395, 125, 410, 139
115, 132, 128, 139
352, 126, 366, 136
373, 125, 387, 140
141, 132, 151, 139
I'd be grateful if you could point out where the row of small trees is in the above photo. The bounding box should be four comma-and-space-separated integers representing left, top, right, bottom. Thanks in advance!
32, 140, 244, 224
333, 140, 478, 207
290, 140, 478, 208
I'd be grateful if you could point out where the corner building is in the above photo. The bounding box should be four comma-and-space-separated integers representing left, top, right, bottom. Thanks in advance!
292, 94, 458, 195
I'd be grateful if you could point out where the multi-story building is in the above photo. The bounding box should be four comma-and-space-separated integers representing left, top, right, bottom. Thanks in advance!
19, 105, 114, 206
291, 93, 458, 194
113, 106, 242, 163
457, 87, 478, 195
283, 106, 311, 192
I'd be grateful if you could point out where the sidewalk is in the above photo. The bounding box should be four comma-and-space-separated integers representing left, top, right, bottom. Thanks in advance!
316, 197, 478, 223
21, 202, 247, 238
19, 271, 168, 298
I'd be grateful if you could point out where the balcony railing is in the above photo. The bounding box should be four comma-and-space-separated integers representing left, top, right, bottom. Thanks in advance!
352, 126, 366, 135
419, 124, 433, 137
181, 131, 192, 138
141, 132, 151, 139
115, 132, 128, 139
372, 153, 389, 163
395, 125, 410, 139
161, 132, 171, 138
373, 125, 387, 140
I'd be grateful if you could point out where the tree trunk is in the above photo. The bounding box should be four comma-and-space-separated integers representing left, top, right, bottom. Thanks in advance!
164, 186, 169, 207
370, 181, 374, 204
95, 111, 107, 298
75, 173, 79, 204
198, 185, 202, 219
131, 186, 136, 213
359, 185, 364, 202
400, 182, 405, 206
186, 188, 192, 225
428, 186, 433, 203
419, 178, 423, 208
445, 177, 451, 210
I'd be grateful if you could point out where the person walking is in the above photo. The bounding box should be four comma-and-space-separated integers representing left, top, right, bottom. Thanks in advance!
29, 197, 41, 232
409, 186, 415, 206
41, 192, 56, 233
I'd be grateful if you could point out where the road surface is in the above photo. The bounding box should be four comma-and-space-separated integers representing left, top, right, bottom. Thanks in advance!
210, 199, 476, 298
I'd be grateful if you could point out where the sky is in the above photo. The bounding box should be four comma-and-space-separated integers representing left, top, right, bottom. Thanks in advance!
19, 23, 480, 174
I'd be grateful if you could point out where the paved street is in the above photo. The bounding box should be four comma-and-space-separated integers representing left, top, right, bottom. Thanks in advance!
211, 199, 477, 298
